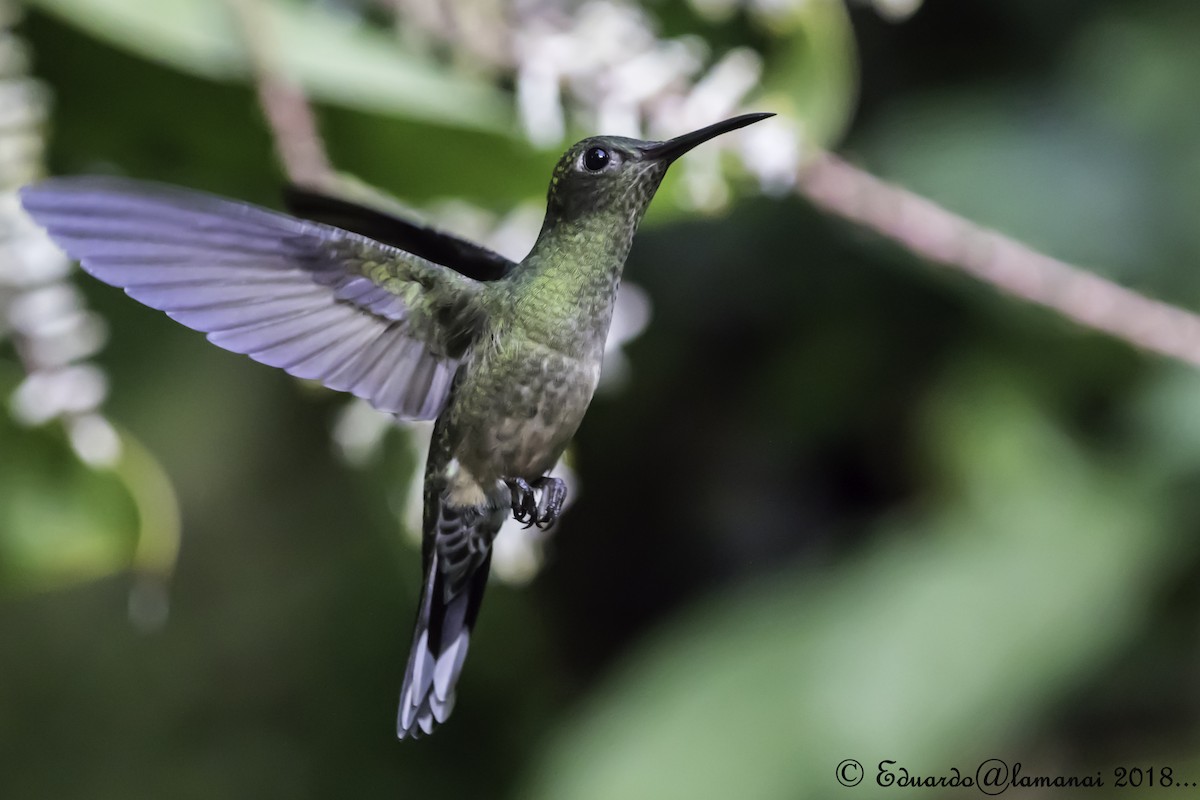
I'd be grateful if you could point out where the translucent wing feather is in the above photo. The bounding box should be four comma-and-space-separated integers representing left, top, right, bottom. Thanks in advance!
21, 177, 486, 419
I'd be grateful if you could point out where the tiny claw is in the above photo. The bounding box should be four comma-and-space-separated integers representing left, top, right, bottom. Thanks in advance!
505, 475, 568, 529
532, 477, 568, 530
505, 477, 537, 525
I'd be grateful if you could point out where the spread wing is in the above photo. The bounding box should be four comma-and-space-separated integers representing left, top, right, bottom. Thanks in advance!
20, 177, 487, 420
283, 185, 518, 282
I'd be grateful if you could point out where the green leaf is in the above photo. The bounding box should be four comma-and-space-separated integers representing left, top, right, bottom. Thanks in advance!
0, 416, 137, 593
756, 0, 858, 148
0, 367, 180, 595
25, 0, 514, 132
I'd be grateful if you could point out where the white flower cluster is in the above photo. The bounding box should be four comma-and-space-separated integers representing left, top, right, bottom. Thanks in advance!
510, 0, 799, 204
388, 0, 801, 203
0, 5, 120, 467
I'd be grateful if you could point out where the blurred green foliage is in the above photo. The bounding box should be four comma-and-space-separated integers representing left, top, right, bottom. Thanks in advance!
28, 0, 514, 130
4, 1, 1200, 798
0, 403, 137, 593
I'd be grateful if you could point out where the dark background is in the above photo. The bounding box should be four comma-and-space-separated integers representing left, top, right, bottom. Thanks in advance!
3, 0, 1200, 797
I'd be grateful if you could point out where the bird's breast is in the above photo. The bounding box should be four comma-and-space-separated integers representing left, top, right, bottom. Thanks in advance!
453, 338, 601, 481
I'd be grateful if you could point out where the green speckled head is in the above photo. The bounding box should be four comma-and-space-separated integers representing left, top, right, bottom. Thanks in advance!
512, 113, 775, 345
542, 136, 670, 226
541, 113, 776, 228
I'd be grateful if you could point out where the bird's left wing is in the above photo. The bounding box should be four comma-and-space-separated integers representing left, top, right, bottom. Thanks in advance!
21, 177, 487, 419
283, 185, 517, 282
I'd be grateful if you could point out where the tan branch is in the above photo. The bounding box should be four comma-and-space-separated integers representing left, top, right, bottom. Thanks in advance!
224, 0, 334, 188
797, 150, 1200, 367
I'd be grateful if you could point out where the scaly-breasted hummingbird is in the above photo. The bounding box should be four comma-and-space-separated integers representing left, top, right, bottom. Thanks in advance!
20, 112, 772, 738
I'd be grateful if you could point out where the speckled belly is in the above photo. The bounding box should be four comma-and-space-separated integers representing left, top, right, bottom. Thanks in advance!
456, 343, 601, 482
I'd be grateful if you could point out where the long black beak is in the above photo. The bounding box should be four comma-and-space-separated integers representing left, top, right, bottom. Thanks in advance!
639, 112, 774, 163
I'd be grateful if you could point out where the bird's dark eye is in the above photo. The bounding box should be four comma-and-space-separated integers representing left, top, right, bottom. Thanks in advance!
583, 147, 611, 172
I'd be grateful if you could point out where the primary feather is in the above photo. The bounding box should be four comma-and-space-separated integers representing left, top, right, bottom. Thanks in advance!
20, 177, 485, 419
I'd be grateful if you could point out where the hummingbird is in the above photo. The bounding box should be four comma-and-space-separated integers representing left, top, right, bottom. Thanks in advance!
20, 111, 772, 738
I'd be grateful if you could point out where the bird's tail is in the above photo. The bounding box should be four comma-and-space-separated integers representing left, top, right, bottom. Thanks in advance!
397, 501, 500, 739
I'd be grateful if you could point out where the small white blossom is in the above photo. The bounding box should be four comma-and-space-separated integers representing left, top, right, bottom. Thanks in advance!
66, 412, 123, 468
332, 396, 396, 466
738, 115, 804, 193
9, 365, 109, 426
600, 282, 652, 393
869, 0, 924, 23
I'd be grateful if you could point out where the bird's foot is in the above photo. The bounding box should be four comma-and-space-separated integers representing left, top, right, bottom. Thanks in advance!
531, 477, 567, 530
505, 477, 539, 526
504, 476, 568, 530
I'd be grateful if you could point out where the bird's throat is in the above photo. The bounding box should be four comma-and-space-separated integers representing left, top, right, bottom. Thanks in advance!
500, 212, 635, 355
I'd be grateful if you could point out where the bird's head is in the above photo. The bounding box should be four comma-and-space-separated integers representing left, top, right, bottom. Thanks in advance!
541, 113, 774, 227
